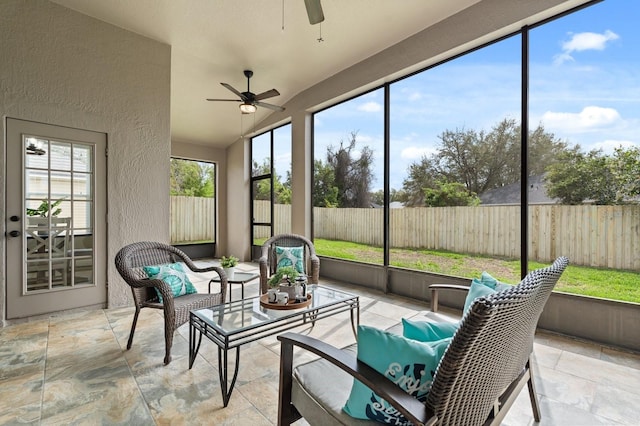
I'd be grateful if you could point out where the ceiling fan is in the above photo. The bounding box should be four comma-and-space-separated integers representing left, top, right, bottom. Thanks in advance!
304, 0, 324, 25
207, 70, 284, 114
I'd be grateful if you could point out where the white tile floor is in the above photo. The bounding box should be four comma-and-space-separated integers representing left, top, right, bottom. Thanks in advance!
1, 261, 639, 425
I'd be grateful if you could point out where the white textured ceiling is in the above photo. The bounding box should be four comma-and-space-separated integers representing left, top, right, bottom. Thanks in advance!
50, 0, 481, 148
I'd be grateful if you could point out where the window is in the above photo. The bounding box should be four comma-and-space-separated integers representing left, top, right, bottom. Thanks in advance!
309, 0, 639, 303
528, 0, 640, 303
170, 158, 216, 244
313, 89, 385, 265
251, 123, 292, 247
388, 35, 522, 278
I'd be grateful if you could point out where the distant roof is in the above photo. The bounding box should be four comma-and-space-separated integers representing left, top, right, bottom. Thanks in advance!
479, 175, 557, 205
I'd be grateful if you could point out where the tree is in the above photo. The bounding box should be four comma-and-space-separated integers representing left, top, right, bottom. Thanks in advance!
401, 156, 437, 207
611, 146, 640, 201
315, 131, 375, 208
545, 146, 640, 205
401, 118, 569, 206
424, 181, 480, 207
313, 159, 339, 207
170, 159, 215, 197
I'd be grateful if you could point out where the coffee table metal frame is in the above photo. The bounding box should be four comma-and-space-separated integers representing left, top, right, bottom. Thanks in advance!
188, 286, 359, 407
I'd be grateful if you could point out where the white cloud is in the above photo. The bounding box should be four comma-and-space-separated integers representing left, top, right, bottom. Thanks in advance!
408, 91, 422, 101
591, 139, 638, 154
358, 101, 382, 112
400, 146, 436, 160
541, 106, 621, 132
554, 30, 619, 64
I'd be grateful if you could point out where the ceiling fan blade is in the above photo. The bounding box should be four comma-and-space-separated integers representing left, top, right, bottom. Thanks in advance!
255, 101, 285, 112
254, 88, 280, 101
221, 82, 248, 101
206, 98, 241, 102
304, 0, 324, 24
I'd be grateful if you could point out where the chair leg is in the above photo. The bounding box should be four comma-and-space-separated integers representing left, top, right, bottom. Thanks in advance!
526, 358, 541, 422
278, 339, 295, 425
127, 308, 141, 350
164, 320, 174, 365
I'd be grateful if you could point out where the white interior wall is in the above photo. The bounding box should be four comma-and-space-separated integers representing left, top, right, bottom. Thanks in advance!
0, 0, 171, 322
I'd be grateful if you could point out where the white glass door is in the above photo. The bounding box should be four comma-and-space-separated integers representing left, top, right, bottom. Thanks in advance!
6, 119, 107, 319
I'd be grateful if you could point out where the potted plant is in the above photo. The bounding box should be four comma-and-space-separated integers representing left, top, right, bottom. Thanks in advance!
268, 266, 300, 299
26, 199, 63, 217
220, 255, 239, 280
26, 199, 64, 236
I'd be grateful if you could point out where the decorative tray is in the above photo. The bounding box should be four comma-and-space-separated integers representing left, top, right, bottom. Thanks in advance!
259, 294, 312, 310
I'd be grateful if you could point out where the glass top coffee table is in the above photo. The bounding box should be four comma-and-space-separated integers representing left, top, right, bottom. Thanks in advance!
189, 285, 359, 407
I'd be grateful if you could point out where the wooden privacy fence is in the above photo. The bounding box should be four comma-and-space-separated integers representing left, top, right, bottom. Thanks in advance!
170, 196, 215, 243
254, 200, 640, 270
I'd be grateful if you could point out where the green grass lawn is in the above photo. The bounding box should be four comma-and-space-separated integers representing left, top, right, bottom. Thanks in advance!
313, 238, 640, 304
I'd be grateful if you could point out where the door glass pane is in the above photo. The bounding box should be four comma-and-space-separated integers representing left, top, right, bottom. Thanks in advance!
25, 137, 48, 168
50, 141, 72, 171
23, 136, 94, 292
73, 172, 91, 200
253, 177, 271, 223
252, 133, 270, 177
73, 144, 92, 172
253, 225, 271, 246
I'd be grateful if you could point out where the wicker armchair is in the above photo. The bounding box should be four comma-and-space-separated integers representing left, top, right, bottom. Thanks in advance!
277, 256, 569, 425
258, 233, 320, 294
115, 241, 227, 365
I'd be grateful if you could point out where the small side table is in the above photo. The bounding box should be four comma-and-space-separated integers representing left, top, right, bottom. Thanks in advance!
209, 272, 259, 302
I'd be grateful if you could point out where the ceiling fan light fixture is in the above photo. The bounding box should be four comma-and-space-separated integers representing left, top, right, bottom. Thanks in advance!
239, 102, 257, 114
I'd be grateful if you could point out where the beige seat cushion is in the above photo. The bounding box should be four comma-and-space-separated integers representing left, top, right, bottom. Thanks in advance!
290, 311, 459, 425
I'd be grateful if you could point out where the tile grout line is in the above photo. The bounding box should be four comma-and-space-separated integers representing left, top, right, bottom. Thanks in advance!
38, 318, 51, 426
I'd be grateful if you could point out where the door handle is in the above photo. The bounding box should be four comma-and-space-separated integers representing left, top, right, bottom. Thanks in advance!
6, 230, 20, 238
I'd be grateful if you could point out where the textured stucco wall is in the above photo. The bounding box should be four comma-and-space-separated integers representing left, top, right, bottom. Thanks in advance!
0, 0, 171, 321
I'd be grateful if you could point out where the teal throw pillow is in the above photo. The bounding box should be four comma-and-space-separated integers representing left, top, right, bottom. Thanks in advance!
275, 246, 305, 274
343, 325, 451, 423
143, 262, 197, 303
402, 318, 459, 342
463, 279, 497, 314
479, 271, 513, 292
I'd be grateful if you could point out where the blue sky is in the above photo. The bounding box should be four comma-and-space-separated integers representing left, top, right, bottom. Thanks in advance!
310, 0, 639, 192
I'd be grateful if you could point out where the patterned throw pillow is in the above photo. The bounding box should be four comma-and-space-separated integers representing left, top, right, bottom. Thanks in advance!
343, 325, 451, 424
275, 246, 305, 274
142, 262, 197, 303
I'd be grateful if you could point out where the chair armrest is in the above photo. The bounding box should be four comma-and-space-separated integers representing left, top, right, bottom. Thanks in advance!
429, 284, 470, 312
278, 332, 437, 426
